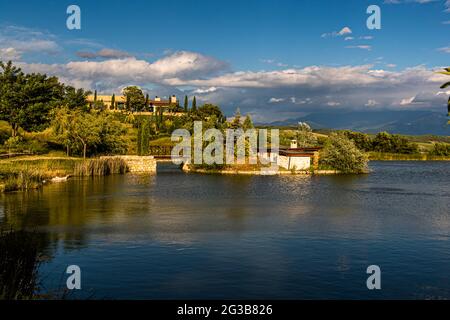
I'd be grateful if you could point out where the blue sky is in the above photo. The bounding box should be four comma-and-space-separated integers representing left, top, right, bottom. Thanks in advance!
0, 0, 449, 121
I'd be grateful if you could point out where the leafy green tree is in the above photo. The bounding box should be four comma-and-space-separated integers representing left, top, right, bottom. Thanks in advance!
372, 132, 418, 154
184, 95, 188, 113
429, 142, 450, 156
296, 122, 317, 147
123, 86, 145, 112
198, 104, 226, 122
52, 107, 126, 158
0, 61, 65, 136
64, 86, 91, 111
320, 132, 368, 173
0, 61, 25, 137
341, 130, 373, 151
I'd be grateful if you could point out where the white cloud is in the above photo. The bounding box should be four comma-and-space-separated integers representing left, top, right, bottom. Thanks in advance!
193, 87, 218, 94
0, 47, 21, 61
365, 99, 379, 107
400, 96, 416, 105
346, 45, 372, 51
260, 58, 288, 68
437, 46, 450, 53
0, 25, 59, 59
321, 26, 352, 38
15, 52, 449, 120
290, 97, 312, 104
269, 97, 285, 103
338, 27, 352, 36
344, 37, 354, 41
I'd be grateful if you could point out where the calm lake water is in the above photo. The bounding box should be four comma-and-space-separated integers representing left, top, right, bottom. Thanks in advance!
1, 161, 449, 299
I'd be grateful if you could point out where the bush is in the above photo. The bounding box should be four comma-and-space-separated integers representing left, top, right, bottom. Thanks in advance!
372, 132, 418, 154
429, 143, 450, 156
341, 130, 373, 151
320, 132, 369, 173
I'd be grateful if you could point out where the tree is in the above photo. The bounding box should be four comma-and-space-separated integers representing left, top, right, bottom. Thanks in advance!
0, 61, 26, 137
429, 142, 450, 156
296, 122, 317, 147
123, 86, 145, 112
192, 96, 197, 112
372, 132, 418, 154
197, 104, 226, 122
144, 94, 149, 111
52, 107, 126, 158
0, 61, 65, 136
229, 108, 242, 129
94, 90, 97, 102
111, 94, 116, 110
341, 130, 372, 151
51, 106, 78, 156
243, 114, 254, 130
320, 132, 368, 173
137, 118, 151, 155
184, 95, 188, 113
64, 86, 91, 111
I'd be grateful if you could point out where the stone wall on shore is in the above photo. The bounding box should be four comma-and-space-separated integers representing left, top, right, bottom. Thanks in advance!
100, 156, 157, 173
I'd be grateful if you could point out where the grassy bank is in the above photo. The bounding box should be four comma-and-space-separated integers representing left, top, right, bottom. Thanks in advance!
0, 156, 129, 192
367, 152, 450, 161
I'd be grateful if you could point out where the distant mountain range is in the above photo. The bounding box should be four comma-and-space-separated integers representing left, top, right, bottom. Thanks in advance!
260, 111, 449, 136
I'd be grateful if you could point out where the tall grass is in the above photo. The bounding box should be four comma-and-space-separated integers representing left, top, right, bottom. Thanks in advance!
368, 152, 450, 161
2, 170, 45, 192
0, 230, 41, 300
74, 158, 129, 176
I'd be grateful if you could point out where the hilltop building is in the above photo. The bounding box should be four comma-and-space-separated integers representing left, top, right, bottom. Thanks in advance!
86, 94, 180, 113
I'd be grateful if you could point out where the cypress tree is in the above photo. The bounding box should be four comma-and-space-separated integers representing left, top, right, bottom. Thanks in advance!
145, 94, 149, 111
184, 95, 188, 113
137, 121, 142, 155
94, 90, 97, 102
141, 119, 150, 155
111, 94, 115, 110
192, 96, 197, 112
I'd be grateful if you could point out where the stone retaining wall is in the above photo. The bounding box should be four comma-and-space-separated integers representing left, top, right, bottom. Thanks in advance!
101, 155, 156, 173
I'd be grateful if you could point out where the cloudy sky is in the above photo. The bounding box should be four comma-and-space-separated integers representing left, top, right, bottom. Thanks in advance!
0, 0, 449, 122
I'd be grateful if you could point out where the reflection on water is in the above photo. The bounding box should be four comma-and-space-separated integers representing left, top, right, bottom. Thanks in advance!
0, 161, 449, 299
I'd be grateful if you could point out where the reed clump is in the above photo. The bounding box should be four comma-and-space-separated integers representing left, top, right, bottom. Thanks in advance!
0, 230, 41, 300
74, 158, 129, 176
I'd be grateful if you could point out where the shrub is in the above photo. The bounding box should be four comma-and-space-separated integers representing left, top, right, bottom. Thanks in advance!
372, 132, 418, 154
429, 143, 450, 156
320, 132, 369, 173
341, 130, 373, 151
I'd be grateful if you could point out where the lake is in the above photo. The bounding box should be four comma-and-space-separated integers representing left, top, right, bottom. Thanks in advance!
1, 161, 449, 299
